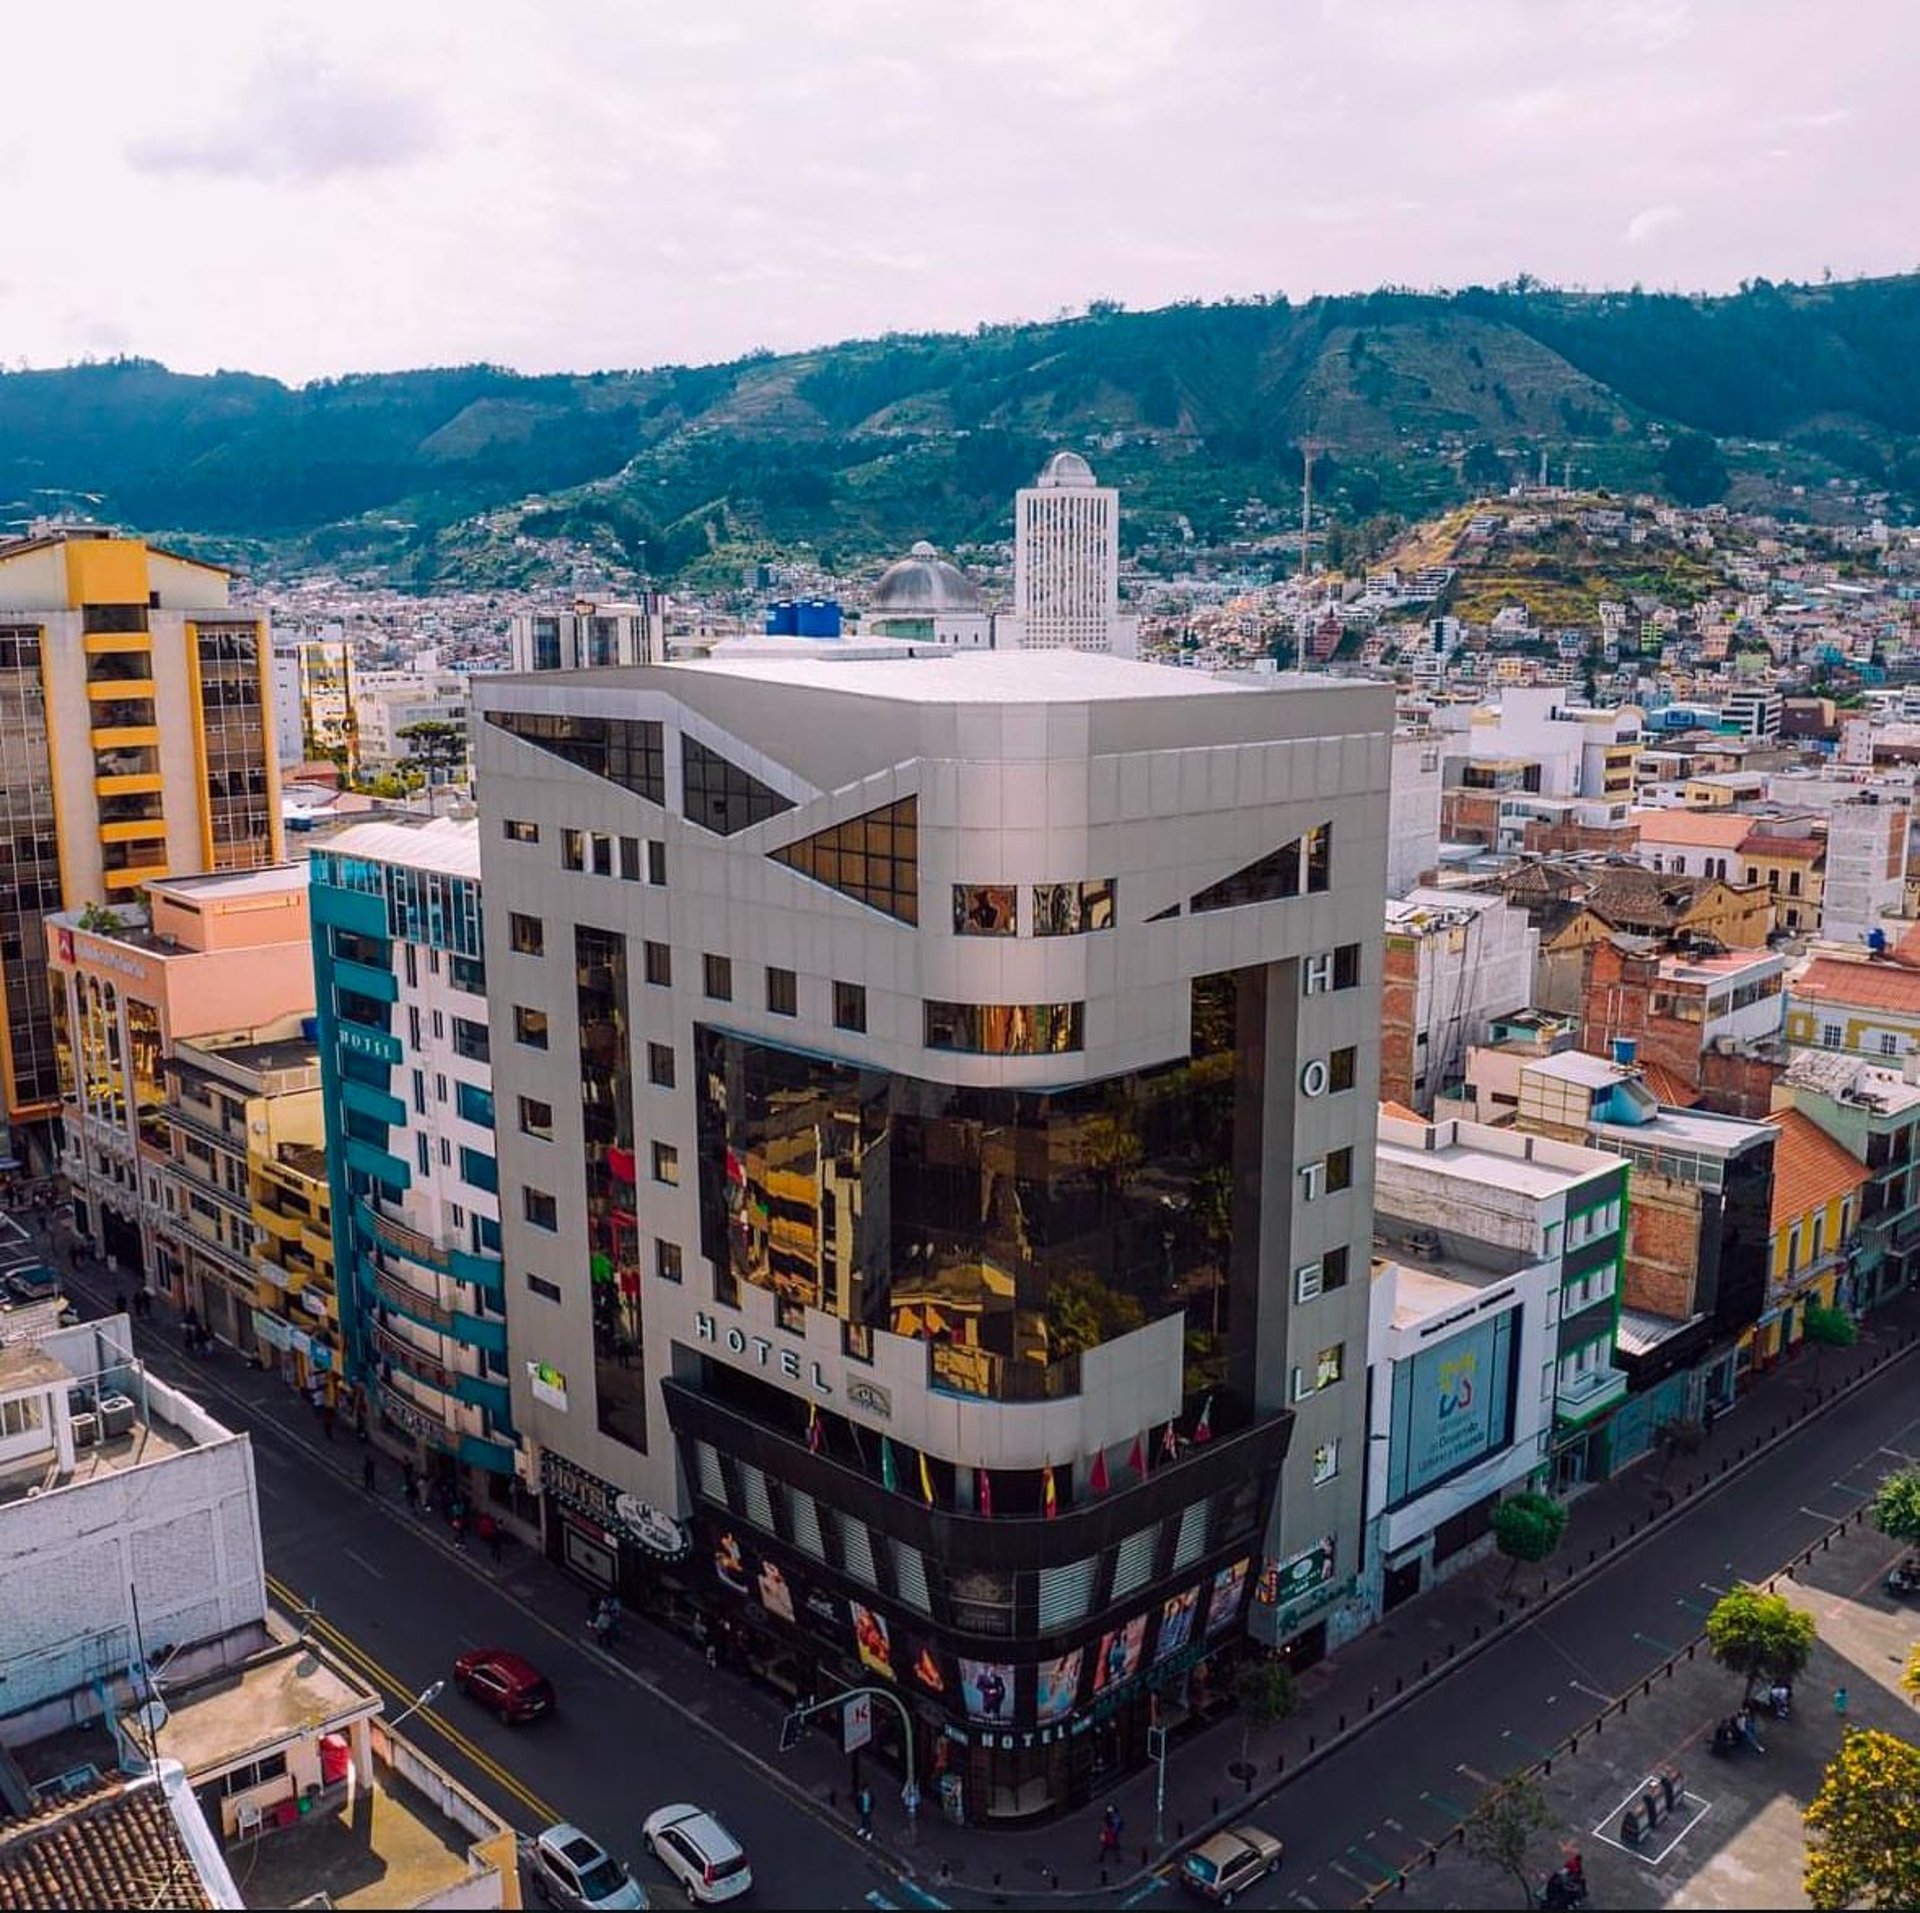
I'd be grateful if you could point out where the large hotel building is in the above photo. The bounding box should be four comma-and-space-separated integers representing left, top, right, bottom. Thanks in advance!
471, 648, 1390, 1821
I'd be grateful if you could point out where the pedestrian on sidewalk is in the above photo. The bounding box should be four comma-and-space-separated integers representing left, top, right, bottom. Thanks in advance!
361, 1453, 378, 1493
855, 1785, 874, 1841
1833, 1685, 1850, 1718
476, 1512, 501, 1563
1099, 1802, 1123, 1857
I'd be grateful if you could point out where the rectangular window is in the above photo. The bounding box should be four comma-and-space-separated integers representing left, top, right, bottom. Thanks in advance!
432, 1009, 445, 1041
619, 835, 641, 881
644, 941, 672, 988
514, 1005, 549, 1049
526, 1272, 562, 1304
403, 942, 418, 989
519, 1096, 554, 1140
925, 1000, 1086, 1055
412, 1068, 427, 1117
1315, 1343, 1345, 1389
647, 839, 667, 886
503, 819, 539, 844
953, 884, 1017, 936
1311, 1438, 1340, 1485
1333, 942, 1361, 990
766, 966, 798, 1017
1822, 1023, 1843, 1049
509, 912, 544, 957
1321, 1245, 1350, 1292
1329, 1046, 1357, 1093
1033, 878, 1116, 936
655, 1240, 684, 1284
652, 1142, 680, 1186
415, 1132, 430, 1175
704, 953, 733, 1002
1326, 1146, 1354, 1193
647, 1042, 676, 1088
1880, 1033, 1901, 1058
592, 833, 614, 877
833, 980, 867, 1034
523, 1187, 559, 1231
451, 1017, 490, 1063
1305, 825, 1332, 894
455, 1081, 495, 1129
562, 828, 586, 872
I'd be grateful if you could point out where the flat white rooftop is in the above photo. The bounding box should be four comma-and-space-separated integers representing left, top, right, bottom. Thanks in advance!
322, 817, 481, 880
662, 650, 1318, 705
1376, 1136, 1604, 1200
147, 865, 308, 903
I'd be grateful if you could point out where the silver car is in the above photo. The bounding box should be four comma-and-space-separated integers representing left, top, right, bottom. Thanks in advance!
530, 1824, 648, 1911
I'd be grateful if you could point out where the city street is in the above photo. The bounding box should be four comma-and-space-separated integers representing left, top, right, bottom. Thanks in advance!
1190, 1348, 1920, 1911
47, 1250, 913, 1913
44, 1230, 1920, 1912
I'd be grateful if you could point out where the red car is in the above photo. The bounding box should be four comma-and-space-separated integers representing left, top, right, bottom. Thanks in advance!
453, 1648, 554, 1724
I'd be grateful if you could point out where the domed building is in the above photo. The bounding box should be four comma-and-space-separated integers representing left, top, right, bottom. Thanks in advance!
863, 540, 993, 649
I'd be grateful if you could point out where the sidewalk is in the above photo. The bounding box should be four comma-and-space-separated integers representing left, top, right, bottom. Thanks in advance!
33, 1205, 1920, 1903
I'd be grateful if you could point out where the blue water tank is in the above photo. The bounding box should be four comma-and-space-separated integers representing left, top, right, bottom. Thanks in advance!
301, 1015, 320, 1042
1868, 927, 1889, 955
796, 598, 842, 638
764, 600, 799, 636
1611, 1036, 1638, 1068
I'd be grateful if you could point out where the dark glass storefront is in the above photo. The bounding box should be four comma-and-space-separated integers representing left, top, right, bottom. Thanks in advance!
663, 1374, 1289, 1824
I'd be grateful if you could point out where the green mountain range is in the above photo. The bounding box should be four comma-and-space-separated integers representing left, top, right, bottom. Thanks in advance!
6, 274, 1920, 587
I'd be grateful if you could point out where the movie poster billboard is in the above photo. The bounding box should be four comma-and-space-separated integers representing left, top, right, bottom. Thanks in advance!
1092, 1614, 1149, 1695
850, 1600, 895, 1681
1156, 1585, 1201, 1663
1035, 1649, 1084, 1724
1206, 1556, 1251, 1635
960, 1658, 1014, 1722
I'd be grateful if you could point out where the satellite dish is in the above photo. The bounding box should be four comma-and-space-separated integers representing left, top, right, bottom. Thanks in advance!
133, 1699, 169, 1738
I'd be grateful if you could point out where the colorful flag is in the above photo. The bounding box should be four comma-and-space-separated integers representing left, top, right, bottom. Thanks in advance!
806, 1401, 822, 1454
1088, 1448, 1110, 1495
1042, 1464, 1058, 1519
1160, 1420, 1180, 1463
918, 1448, 936, 1507
880, 1436, 898, 1493
1192, 1396, 1214, 1444
977, 1467, 993, 1518
1128, 1432, 1148, 1479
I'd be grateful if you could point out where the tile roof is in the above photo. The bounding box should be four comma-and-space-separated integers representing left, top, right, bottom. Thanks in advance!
1767, 1107, 1870, 1230
1380, 1100, 1427, 1124
1629, 809, 1754, 849
1793, 956, 1920, 1016
1639, 1061, 1703, 1108
0, 1779, 215, 1912
1738, 831, 1823, 859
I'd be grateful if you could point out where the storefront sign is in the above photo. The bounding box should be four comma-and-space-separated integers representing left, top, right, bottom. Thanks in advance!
1259, 1535, 1337, 1609
540, 1450, 693, 1561
693, 1309, 831, 1395
844, 1694, 873, 1753
251, 1311, 292, 1352
528, 1361, 568, 1411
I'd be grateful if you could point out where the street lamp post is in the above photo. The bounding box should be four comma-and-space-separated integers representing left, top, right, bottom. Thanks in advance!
387, 1679, 445, 1732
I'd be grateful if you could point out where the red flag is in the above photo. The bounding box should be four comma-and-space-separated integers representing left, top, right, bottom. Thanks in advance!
1160, 1421, 1180, 1463
1088, 1449, 1111, 1495
1128, 1432, 1148, 1480
977, 1467, 994, 1517
1192, 1396, 1214, 1444
1041, 1464, 1057, 1519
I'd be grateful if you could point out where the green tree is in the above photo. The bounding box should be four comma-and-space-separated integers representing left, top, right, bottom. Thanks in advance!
1801, 1304, 1859, 1381
1491, 1492, 1568, 1589
1804, 1728, 1920, 1910
1464, 1772, 1554, 1908
397, 718, 467, 789
1706, 1585, 1817, 1702
1658, 430, 1730, 505
1874, 1467, 1920, 1549
1232, 1657, 1297, 1768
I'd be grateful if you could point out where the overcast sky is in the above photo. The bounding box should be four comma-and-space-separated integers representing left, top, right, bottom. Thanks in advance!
3, 0, 1909, 385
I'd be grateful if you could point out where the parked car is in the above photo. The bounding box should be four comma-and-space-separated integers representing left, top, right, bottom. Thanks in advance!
452, 1647, 554, 1724
641, 1803, 752, 1904
528, 1823, 648, 1910
1181, 1823, 1284, 1904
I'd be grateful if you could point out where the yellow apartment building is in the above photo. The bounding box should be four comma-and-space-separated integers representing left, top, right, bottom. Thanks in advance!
0, 526, 282, 1158
1750, 1107, 1867, 1367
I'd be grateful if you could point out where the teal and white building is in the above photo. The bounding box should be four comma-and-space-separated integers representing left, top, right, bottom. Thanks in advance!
309, 817, 523, 1511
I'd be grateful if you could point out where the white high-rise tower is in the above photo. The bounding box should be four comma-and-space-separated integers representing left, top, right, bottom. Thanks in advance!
998, 451, 1138, 657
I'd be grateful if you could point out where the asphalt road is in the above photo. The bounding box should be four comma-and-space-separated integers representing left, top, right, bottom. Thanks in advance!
1218, 1350, 1920, 1911
46, 1253, 906, 1913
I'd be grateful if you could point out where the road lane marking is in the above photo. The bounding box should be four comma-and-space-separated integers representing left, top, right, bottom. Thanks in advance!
1420, 1788, 1473, 1819
1457, 1763, 1494, 1786
1800, 1506, 1850, 1524
1118, 1878, 1168, 1908
343, 1549, 386, 1580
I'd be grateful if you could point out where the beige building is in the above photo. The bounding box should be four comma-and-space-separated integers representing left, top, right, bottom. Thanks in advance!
0, 526, 282, 1155
45, 865, 314, 1286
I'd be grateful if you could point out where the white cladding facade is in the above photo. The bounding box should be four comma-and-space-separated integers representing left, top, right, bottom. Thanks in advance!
476, 651, 1393, 1714
1001, 454, 1139, 658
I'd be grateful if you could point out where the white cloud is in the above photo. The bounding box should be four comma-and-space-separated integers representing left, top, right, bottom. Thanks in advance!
1626, 204, 1685, 244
